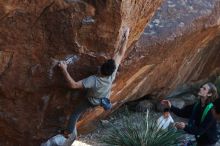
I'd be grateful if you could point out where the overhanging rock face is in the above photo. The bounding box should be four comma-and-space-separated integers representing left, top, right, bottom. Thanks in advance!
122, 0, 220, 99
123, 0, 220, 101
0, 0, 163, 145
78, 0, 220, 136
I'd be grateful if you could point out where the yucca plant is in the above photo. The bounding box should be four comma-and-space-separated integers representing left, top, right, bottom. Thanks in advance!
100, 110, 182, 146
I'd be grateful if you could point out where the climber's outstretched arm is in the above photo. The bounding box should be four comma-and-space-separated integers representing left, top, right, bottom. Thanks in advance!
58, 61, 83, 89
113, 27, 130, 65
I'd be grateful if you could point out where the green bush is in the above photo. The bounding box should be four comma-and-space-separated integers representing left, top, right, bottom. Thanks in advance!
101, 110, 182, 146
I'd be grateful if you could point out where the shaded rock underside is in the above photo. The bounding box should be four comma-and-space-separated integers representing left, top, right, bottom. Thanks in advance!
0, 0, 163, 145
0, 0, 220, 145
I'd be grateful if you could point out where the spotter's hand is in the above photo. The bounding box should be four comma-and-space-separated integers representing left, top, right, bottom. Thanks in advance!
174, 122, 186, 129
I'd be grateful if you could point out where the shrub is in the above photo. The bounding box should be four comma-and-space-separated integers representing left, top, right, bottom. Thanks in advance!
101, 110, 182, 146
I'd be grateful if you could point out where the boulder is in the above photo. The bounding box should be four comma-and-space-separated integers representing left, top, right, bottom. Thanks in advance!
0, 0, 163, 145
41, 134, 66, 146
169, 98, 185, 109
1, 0, 220, 145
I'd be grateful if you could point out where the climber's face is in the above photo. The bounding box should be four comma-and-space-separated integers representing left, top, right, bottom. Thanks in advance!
163, 112, 170, 118
198, 84, 211, 97
198, 84, 214, 105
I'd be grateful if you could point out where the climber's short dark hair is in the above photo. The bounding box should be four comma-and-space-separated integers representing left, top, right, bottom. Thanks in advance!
163, 108, 170, 113
100, 59, 116, 76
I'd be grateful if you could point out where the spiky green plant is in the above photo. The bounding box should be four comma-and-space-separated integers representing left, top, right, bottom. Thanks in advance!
100, 110, 182, 146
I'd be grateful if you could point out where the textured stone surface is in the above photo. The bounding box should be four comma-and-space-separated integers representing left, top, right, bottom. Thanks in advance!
122, 0, 220, 102
1, 0, 220, 145
0, 0, 163, 145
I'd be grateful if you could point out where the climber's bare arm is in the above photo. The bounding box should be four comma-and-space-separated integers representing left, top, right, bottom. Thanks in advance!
58, 61, 83, 89
113, 27, 130, 65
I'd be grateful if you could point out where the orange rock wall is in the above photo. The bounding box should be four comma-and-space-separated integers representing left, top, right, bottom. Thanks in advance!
0, 0, 163, 145
79, 0, 220, 137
